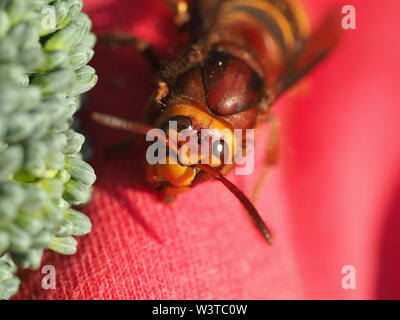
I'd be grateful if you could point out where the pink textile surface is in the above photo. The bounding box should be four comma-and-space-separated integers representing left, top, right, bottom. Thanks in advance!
15, 0, 400, 299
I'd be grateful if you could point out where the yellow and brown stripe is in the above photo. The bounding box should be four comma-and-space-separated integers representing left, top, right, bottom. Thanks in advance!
206, 0, 310, 85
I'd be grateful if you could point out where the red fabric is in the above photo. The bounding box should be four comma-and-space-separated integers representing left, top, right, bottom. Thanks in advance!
15, 0, 400, 299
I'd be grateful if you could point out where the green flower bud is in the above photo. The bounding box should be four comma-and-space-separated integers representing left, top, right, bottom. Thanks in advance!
55, 198, 70, 213
68, 65, 97, 96
33, 230, 53, 248
66, 95, 80, 112
0, 11, 10, 37
0, 85, 42, 113
18, 86, 42, 112
40, 97, 68, 122
24, 142, 48, 177
5, 112, 36, 143
65, 156, 96, 185
8, 21, 39, 50
0, 63, 28, 85
7, 225, 31, 254
42, 132, 67, 152
44, 12, 91, 51
6, 0, 26, 25
69, 44, 94, 70
81, 32, 96, 49
0, 182, 24, 221
55, 169, 71, 184
0, 254, 17, 275
39, 178, 64, 199
28, 0, 51, 11
11, 248, 43, 269
0, 275, 20, 300
43, 97, 77, 132
0, 145, 23, 178
31, 68, 73, 96
0, 36, 18, 62
20, 185, 48, 212
29, 112, 51, 141
0, 84, 20, 113
19, 44, 45, 71
45, 152, 65, 171
64, 130, 84, 153
0, 232, 9, 255
48, 236, 77, 255
63, 179, 92, 205
57, 0, 82, 29
0, 230, 10, 257
0, 198, 18, 221
0, 265, 10, 283
39, 4, 57, 36
53, 1, 69, 26
56, 218, 73, 237
0, 182, 25, 206
0, 117, 5, 138
42, 201, 63, 223
43, 99, 77, 132
64, 208, 91, 236
16, 213, 44, 235
41, 49, 69, 71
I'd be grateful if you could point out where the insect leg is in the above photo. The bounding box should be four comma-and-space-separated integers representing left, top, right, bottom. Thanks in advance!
97, 33, 161, 70
251, 115, 280, 201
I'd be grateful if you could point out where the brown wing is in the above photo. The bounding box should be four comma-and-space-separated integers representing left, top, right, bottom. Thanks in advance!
272, 7, 342, 100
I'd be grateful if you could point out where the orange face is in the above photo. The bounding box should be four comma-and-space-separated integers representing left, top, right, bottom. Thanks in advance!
146, 104, 237, 195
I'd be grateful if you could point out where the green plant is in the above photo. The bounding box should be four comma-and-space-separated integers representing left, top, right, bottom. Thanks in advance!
0, 0, 97, 299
